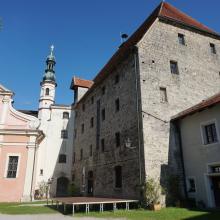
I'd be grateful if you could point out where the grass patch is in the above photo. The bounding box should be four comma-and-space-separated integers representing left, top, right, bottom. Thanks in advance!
75, 207, 220, 220
0, 202, 57, 215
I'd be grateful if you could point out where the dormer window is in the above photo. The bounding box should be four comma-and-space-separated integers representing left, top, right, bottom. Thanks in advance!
45, 88, 50, 96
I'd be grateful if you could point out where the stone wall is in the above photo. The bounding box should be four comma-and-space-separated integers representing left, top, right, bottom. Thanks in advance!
73, 53, 142, 199
137, 18, 220, 189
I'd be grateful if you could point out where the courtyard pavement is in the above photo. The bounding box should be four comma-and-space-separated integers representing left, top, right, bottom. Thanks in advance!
0, 214, 125, 220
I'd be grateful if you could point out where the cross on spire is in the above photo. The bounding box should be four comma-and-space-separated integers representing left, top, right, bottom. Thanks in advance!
50, 45, 54, 56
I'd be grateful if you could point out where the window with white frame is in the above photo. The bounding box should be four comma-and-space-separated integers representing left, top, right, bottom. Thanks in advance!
187, 177, 196, 193
202, 122, 218, 145
7, 156, 19, 178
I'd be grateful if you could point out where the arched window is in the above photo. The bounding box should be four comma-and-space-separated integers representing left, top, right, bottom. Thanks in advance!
45, 88, 50, 96
63, 112, 69, 119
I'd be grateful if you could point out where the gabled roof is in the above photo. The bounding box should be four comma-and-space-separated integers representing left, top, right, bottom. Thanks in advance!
158, 2, 217, 35
172, 92, 220, 121
73, 2, 220, 105
70, 76, 94, 90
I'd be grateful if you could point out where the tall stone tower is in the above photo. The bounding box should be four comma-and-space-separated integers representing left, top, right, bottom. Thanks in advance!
38, 45, 57, 120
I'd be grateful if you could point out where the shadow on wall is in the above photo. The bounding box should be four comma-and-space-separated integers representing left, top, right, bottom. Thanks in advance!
48, 108, 75, 198
159, 121, 186, 205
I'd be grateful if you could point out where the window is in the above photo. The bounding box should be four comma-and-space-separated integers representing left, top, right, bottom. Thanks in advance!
81, 124, 84, 134
91, 96, 94, 104
160, 87, 168, 103
178, 33, 185, 45
40, 169, 43, 175
115, 132, 120, 147
80, 149, 83, 160
72, 174, 75, 181
170, 61, 179, 74
102, 86, 106, 95
115, 74, 119, 84
74, 129, 77, 139
114, 166, 122, 188
61, 130, 68, 139
102, 108, 105, 121
63, 112, 69, 119
45, 88, 50, 96
210, 43, 216, 54
82, 103, 85, 112
211, 165, 220, 174
187, 178, 196, 193
90, 145, 93, 157
59, 154, 66, 163
73, 152, 75, 164
101, 139, 105, 152
7, 156, 19, 178
115, 98, 120, 112
203, 123, 218, 144
90, 117, 94, 128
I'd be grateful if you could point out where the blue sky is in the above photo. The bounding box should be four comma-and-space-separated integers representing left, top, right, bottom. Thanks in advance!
0, 0, 219, 110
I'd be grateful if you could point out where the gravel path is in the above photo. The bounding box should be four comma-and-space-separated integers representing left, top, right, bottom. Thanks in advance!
0, 214, 125, 220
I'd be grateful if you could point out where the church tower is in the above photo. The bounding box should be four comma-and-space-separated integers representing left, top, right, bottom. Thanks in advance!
38, 45, 57, 119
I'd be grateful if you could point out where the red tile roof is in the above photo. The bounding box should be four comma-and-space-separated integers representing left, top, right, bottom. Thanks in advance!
172, 92, 220, 121
70, 76, 93, 90
72, 2, 219, 106
159, 2, 217, 35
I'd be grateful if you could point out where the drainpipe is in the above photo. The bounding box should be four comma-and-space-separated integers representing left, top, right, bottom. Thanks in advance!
133, 46, 144, 191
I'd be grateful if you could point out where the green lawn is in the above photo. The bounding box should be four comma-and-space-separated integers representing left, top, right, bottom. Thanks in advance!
0, 202, 57, 214
1, 203, 220, 220
76, 208, 220, 220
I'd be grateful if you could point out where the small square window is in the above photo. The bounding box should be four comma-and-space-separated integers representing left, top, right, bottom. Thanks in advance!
61, 130, 68, 139
80, 149, 83, 160
90, 145, 93, 157
160, 87, 168, 103
90, 117, 94, 128
91, 96, 94, 104
40, 169, 43, 176
115, 74, 119, 84
187, 178, 196, 193
81, 124, 84, 134
73, 152, 75, 164
210, 43, 216, 54
102, 109, 105, 121
115, 132, 120, 147
101, 139, 105, 152
115, 166, 122, 188
59, 154, 66, 163
63, 112, 69, 119
178, 33, 185, 45
203, 123, 218, 145
170, 61, 179, 75
115, 98, 120, 112
82, 103, 85, 111
102, 86, 106, 95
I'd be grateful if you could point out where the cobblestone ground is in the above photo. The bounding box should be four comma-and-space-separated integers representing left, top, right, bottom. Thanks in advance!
0, 214, 124, 220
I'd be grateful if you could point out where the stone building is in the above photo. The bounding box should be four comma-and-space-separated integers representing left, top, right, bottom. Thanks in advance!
72, 2, 220, 202
172, 93, 220, 208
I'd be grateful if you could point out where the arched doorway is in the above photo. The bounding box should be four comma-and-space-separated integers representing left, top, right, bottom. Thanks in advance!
56, 177, 69, 197
87, 171, 94, 196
